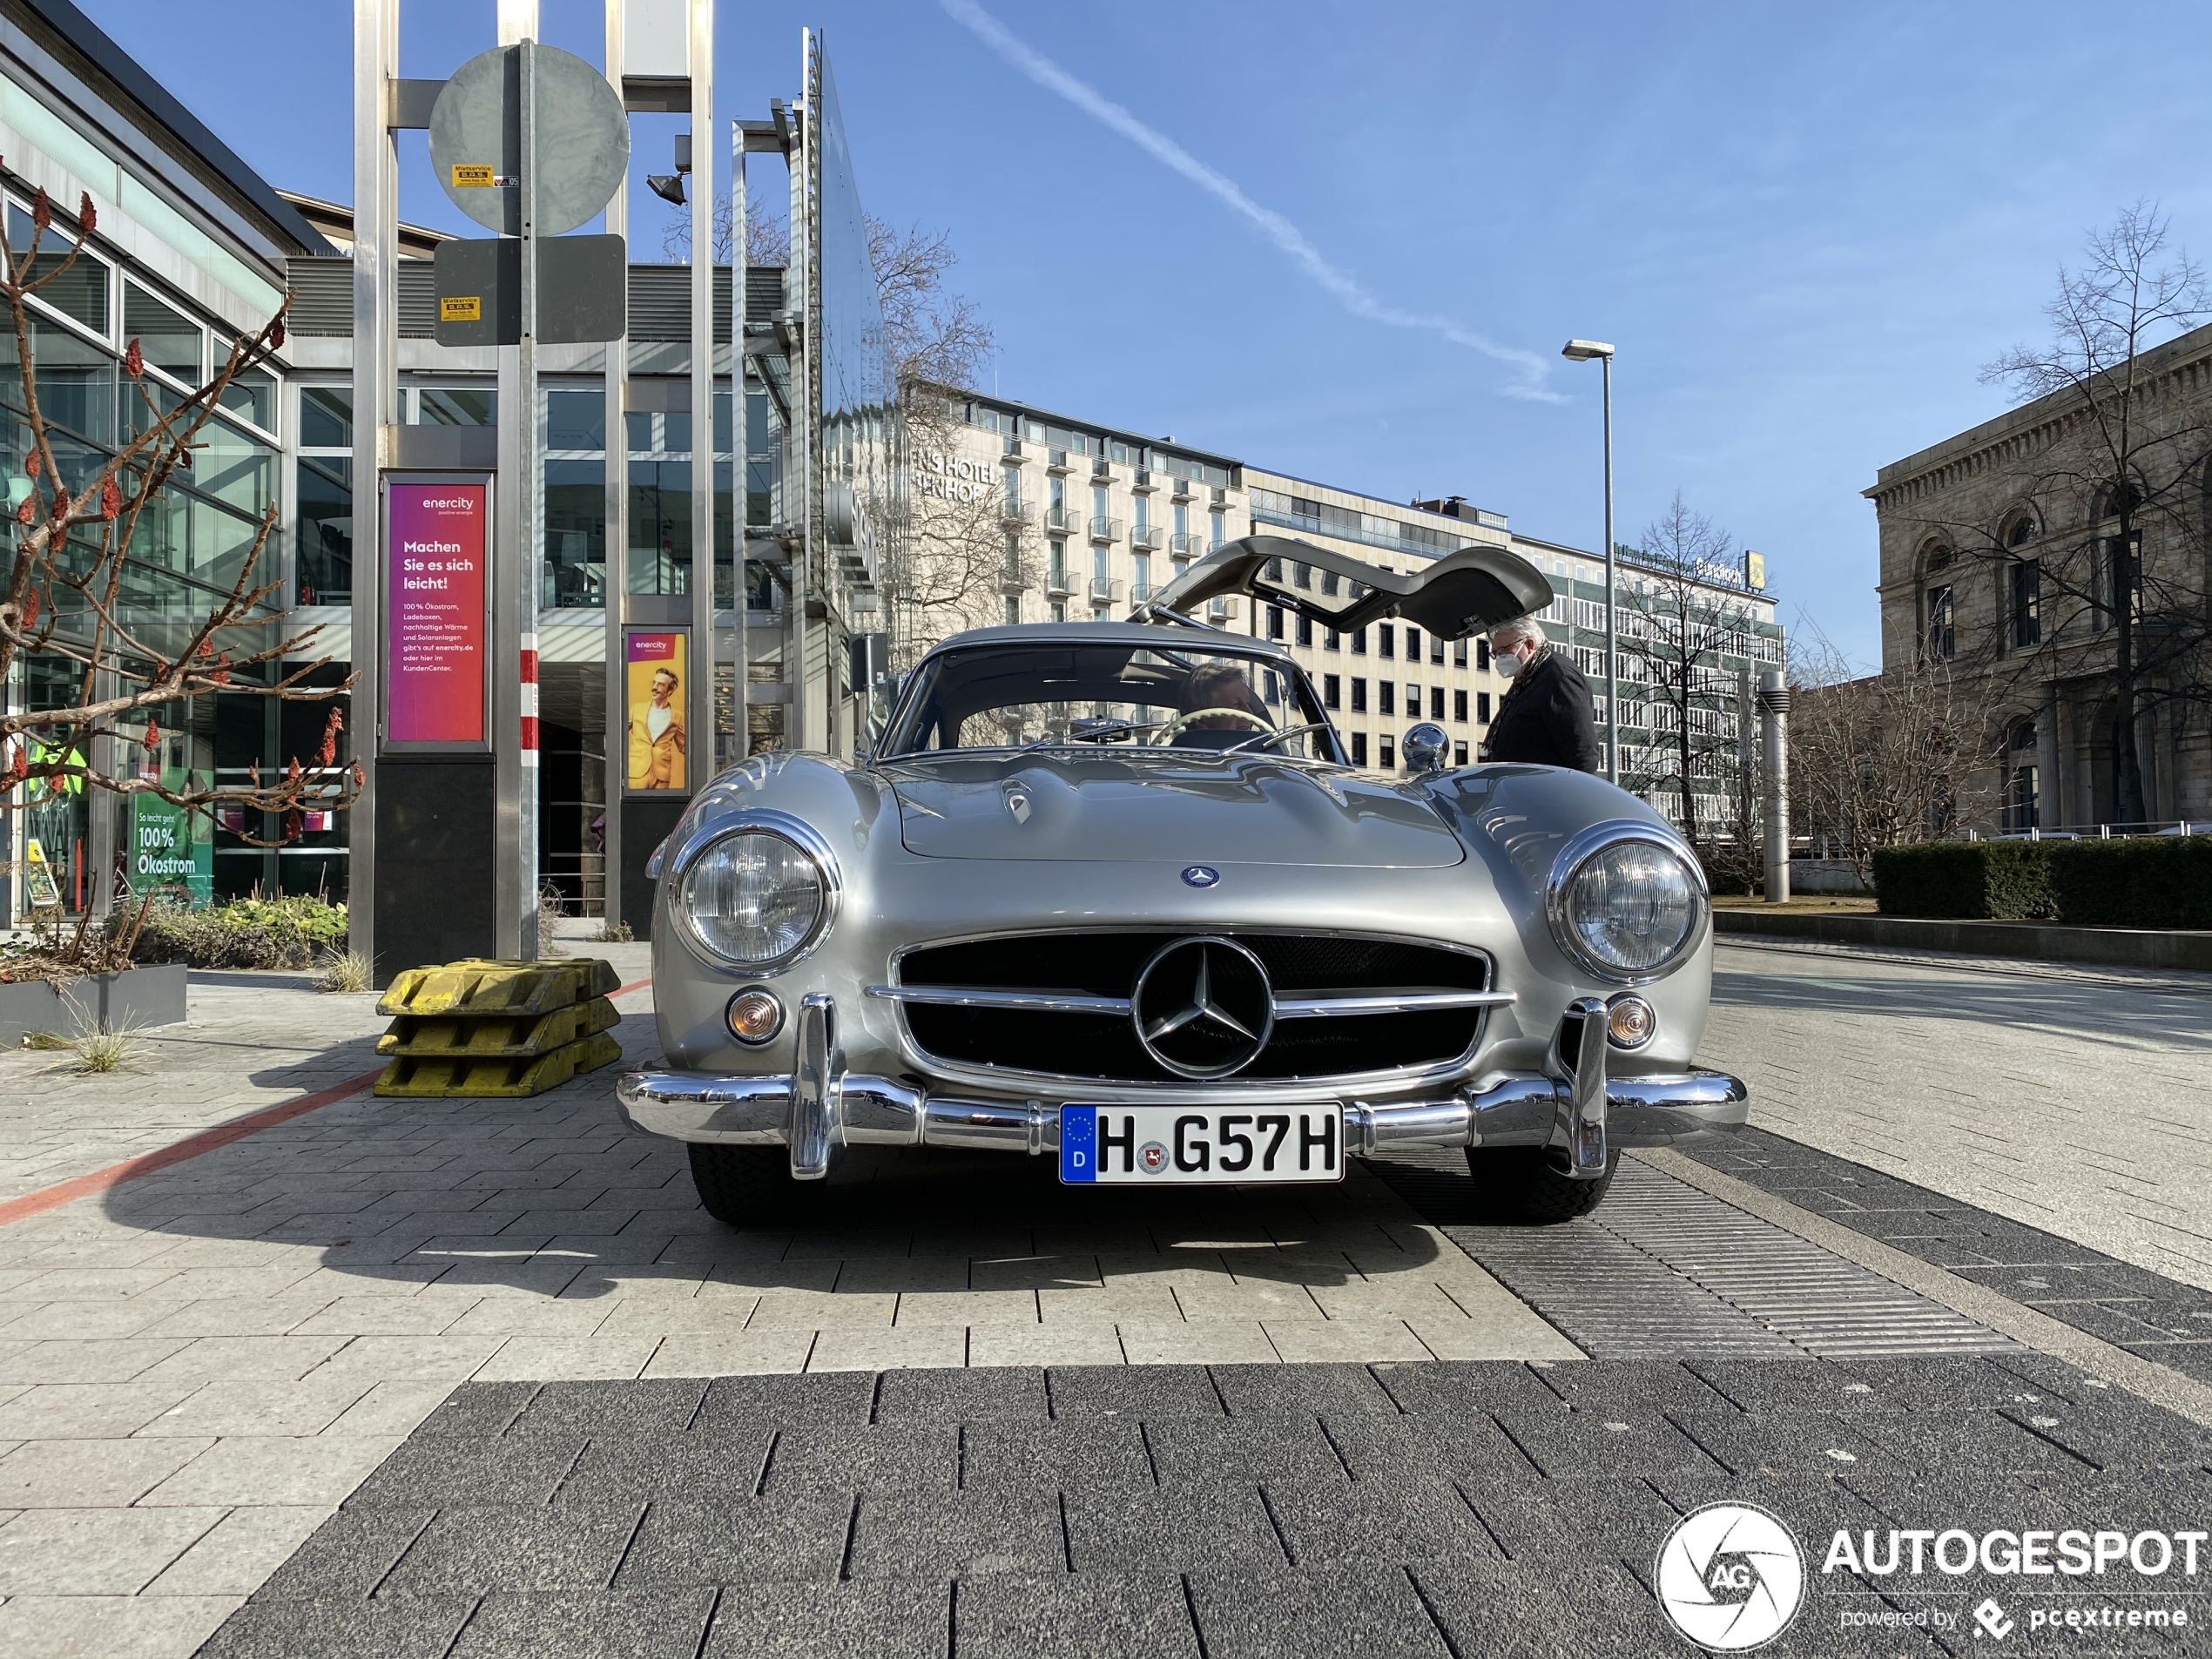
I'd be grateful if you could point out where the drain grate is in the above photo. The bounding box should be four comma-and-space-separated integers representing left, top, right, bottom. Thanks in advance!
1372, 1152, 2015, 1360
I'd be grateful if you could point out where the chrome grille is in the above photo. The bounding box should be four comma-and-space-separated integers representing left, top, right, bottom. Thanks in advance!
883, 929, 1497, 1086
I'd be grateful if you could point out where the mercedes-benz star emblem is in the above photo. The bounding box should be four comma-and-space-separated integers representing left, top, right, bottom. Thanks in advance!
1131, 936, 1274, 1079
1181, 866, 1220, 888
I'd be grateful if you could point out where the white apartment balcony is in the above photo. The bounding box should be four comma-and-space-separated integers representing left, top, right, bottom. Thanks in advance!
1130, 523, 1165, 552
1131, 469, 1156, 494
1000, 501, 1035, 526
1001, 437, 1025, 462
1170, 531, 1200, 557
1089, 576, 1123, 605
1130, 581, 1155, 604
1044, 503, 1083, 536
1089, 516, 1123, 544
1045, 567, 1076, 598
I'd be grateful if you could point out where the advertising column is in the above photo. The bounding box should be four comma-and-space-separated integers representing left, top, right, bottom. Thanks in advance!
373, 476, 497, 978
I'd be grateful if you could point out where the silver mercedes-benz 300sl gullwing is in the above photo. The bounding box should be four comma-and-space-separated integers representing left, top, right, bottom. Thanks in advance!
617, 534, 1748, 1224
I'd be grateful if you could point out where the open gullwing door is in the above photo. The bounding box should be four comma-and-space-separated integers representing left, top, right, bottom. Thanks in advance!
1146, 533, 1554, 641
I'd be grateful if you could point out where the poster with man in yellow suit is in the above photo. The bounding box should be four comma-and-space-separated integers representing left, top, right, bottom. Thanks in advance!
625, 631, 687, 792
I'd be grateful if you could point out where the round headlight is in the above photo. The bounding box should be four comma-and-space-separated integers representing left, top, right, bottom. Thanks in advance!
1550, 828, 1704, 981
678, 829, 828, 968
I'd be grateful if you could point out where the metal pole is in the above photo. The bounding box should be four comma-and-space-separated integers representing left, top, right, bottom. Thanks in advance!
495, 34, 543, 960
601, 0, 627, 931
351, 0, 398, 978
689, 0, 714, 792
731, 118, 748, 767
1761, 668, 1790, 903
1602, 352, 1617, 786
790, 37, 812, 755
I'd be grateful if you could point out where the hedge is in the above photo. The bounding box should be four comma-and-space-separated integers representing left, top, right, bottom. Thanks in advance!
1872, 837, 2212, 927
130, 895, 350, 969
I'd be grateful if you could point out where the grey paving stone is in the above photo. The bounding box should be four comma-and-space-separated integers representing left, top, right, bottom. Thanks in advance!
1143, 1416, 1350, 1487
760, 1424, 960, 1494
696, 1370, 877, 1430
1186, 1567, 1452, 1659
1995, 1397, 2212, 1473
1368, 1360, 1564, 1419
1207, 1361, 1399, 1419
1665, 1412, 1905, 1478
346, 1433, 587, 1508
847, 1487, 1066, 1578
613, 1494, 853, 1587
1531, 1359, 1740, 1414
197, 1595, 480, 1659
1459, 1475, 1683, 1561
700, 1580, 948, 1659
958, 1419, 1156, 1492
447, 1588, 718, 1659
1834, 1358, 2065, 1413
1848, 1409, 2102, 1474
556, 1427, 778, 1502
1323, 1410, 1542, 1484
508, 1378, 710, 1436
953, 1572, 1203, 1659
1410, 1559, 1635, 1658
1264, 1475, 1501, 1567
1047, 1364, 1224, 1420
873, 1366, 1049, 1425
1063, 1483, 1287, 1573
407, 1382, 540, 1438
1492, 1407, 1725, 1480
1683, 1358, 1908, 1415
250, 1507, 437, 1601
380, 1501, 645, 1595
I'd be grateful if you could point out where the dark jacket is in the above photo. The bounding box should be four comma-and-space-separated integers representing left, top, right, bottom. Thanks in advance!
1480, 645, 1602, 772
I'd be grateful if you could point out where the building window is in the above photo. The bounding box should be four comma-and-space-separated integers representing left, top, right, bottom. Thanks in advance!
1453, 689, 1467, 723
1004, 596, 1021, 625
2011, 560, 2040, 649
1380, 738, 1396, 770
2006, 513, 2037, 549
1321, 570, 1340, 597
1264, 556, 1283, 583
1209, 509, 1225, 550
1321, 626, 1335, 650
1351, 678, 1368, 713
1925, 584, 1954, 659
1049, 540, 1067, 589
2003, 718, 2040, 831
1430, 634, 1446, 665
1293, 561, 1312, 590
1267, 604, 1285, 639
1453, 637, 1468, 667
1351, 628, 1366, 655
1378, 683, 1393, 717
1476, 638, 1491, 671
1406, 628, 1421, 661
1429, 686, 1445, 720
1002, 464, 1021, 515
1298, 616, 1313, 647
1324, 674, 1341, 709
1132, 550, 1150, 597
1477, 691, 1493, 723
1453, 742, 1468, 766
1379, 627, 1396, 660
1351, 732, 1368, 767
1050, 601, 1067, 623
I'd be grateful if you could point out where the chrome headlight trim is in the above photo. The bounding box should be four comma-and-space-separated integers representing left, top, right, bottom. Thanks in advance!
1544, 819, 1709, 986
667, 809, 843, 976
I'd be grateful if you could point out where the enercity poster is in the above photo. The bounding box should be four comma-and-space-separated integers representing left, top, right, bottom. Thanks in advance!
383, 478, 491, 751
624, 629, 688, 793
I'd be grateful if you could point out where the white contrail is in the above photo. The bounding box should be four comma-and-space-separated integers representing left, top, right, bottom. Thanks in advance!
938, 0, 1561, 402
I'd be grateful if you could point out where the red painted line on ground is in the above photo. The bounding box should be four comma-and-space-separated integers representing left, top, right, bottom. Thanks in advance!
0, 974, 655, 1228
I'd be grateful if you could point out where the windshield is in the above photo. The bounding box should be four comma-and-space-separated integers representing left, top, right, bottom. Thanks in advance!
881, 640, 1343, 762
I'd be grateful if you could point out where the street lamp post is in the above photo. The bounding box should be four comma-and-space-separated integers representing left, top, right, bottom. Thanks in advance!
1561, 339, 1617, 786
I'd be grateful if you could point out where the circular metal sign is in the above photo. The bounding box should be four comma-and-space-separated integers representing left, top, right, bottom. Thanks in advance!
428, 44, 631, 237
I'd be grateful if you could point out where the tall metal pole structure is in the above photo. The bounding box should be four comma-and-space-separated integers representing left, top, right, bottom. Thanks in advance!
1761, 669, 1791, 903
351, 0, 400, 975
729, 115, 747, 770
687, 0, 714, 797
600, 0, 628, 932
495, 1, 543, 961
789, 42, 812, 755
1561, 340, 1618, 785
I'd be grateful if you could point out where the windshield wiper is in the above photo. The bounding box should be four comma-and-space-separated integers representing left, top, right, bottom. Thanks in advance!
1023, 719, 1166, 747
1221, 721, 1332, 756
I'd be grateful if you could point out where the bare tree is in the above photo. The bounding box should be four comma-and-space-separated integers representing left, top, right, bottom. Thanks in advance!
0, 185, 354, 855
1788, 631, 1998, 877
1615, 493, 1760, 845
1969, 202, 2211, 826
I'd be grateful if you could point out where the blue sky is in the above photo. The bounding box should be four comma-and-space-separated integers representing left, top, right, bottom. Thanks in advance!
79, 0, 2212, 666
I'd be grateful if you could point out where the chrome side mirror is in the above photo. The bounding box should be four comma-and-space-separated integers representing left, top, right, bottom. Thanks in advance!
1402, 722, 1451, 775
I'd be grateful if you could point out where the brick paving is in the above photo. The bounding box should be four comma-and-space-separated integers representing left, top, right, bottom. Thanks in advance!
1707, 939, 2212, 1290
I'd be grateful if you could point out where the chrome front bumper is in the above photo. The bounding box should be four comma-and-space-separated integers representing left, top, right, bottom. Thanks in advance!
617, 993, 1749, 1183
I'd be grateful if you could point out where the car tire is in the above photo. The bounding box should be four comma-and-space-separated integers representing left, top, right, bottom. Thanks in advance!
687, 1143, 820, 1228
1466, 1146, 1618, 1222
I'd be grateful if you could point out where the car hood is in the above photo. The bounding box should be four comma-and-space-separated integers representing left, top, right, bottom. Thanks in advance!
880, 752, 1466, 867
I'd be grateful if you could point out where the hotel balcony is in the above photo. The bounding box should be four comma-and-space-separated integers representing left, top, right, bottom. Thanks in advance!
1130, 523, 1165, 552
1089, 516, 1123, 544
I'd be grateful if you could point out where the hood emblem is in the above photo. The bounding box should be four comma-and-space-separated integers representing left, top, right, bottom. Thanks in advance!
1132, 935, 1274, 1079
1181, 865, 1220, 887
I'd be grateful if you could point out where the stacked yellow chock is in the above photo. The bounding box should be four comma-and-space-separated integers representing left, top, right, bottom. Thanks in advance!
373, 958, 623, 1097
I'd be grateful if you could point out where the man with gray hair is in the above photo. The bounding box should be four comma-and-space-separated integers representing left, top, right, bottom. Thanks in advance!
1478, 616, 1602, 772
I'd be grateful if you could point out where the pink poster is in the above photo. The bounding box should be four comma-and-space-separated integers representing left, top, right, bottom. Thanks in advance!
386, 482, 489, 745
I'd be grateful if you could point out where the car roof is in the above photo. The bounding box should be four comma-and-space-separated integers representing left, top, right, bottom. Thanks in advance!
925, 621, 1298, 661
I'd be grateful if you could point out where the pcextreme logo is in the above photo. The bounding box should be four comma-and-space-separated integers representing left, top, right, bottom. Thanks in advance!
1655, 1503, 1806, 1651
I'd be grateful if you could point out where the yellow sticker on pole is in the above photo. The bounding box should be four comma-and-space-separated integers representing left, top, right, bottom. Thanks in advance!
451, 164, 496, 188
441, 295, 482, 323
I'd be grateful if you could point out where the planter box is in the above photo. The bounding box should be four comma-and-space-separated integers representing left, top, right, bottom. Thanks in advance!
1712, 907, 2212, 972
0, 965, 188, 1046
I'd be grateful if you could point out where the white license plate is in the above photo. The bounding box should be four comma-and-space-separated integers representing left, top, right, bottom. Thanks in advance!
1058, 1104, 1344, 1184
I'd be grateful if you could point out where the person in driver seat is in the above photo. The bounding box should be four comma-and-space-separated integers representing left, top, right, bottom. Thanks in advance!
1171, 663, 1273, 749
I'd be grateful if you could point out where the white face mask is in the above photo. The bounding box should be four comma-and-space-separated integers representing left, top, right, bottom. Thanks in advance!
1494, 644, 1525, 679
